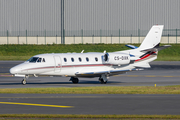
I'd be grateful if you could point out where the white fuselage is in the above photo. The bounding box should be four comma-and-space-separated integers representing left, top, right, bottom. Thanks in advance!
10, 52, 137, 78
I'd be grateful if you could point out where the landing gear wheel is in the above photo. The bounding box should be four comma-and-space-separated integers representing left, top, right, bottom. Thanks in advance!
100, 79, 107, 84
22, 79, 26, 85
72, 78, 79, 84
99, 74, 108, 84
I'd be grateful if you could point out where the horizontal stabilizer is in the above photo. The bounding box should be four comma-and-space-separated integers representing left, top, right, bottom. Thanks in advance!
141, 45, 171, 52
155, 45, 171, 51
125, 45, 138, 49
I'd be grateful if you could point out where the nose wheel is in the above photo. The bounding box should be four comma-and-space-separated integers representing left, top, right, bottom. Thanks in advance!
22, 79, 27, 85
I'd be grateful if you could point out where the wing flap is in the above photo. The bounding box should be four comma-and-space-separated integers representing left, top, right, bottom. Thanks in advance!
75, 71, 109, 77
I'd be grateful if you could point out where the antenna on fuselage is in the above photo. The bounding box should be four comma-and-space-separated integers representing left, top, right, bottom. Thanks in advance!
81, 50, 84, 53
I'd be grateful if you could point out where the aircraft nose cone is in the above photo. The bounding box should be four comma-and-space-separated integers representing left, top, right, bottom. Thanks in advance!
10, 67, 15, 74
10, 67, 18, 74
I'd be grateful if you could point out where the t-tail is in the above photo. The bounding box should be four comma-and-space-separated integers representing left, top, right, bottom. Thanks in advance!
139, 25, 164, 50
129, 25, 171, 68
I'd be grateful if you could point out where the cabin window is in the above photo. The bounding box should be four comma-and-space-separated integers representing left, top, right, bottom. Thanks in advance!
37, 58, 42, 62
42, 58, 45, 62
64, 58, 67, 62
95, 57, 98, 62
27, 57, 39, 63
86, 57, 89, 62
79, 57, 82, 62
71, 58, 74, 62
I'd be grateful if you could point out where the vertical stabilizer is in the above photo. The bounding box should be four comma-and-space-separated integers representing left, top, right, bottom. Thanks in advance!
138, 25, 164, 50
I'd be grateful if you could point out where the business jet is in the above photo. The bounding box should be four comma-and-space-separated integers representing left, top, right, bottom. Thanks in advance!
10, 25, 170, 85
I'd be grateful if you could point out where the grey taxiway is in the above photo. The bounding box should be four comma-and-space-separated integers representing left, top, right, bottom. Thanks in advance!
0, 61, 180, 115
0, 61, 180, 87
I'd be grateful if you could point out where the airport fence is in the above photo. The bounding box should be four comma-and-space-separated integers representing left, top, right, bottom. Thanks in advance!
0, 29, 180, 44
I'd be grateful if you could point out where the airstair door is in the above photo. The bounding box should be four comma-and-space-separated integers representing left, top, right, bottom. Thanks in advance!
54, 56, 61, 73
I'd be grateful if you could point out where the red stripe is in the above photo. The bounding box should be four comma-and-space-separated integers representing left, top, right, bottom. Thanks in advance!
24, 64, 112, 71
62, 64, 111, 68
135, 52, 156, 62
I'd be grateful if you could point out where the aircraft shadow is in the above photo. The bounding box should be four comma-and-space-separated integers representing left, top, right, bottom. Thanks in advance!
0, 81, 122, 85
0, 83, 22, 85
150, 65, 180, 70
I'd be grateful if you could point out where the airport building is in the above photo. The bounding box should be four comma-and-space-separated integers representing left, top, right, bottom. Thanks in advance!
0, 0, 180, 44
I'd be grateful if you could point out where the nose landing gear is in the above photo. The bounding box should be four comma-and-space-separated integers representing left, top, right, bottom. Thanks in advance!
22, 79, 27, 85
21, 75, 29, 85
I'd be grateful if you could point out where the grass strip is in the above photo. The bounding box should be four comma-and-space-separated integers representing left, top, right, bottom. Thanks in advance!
0, 114, 180, 119
1, 86, 180, 94
0, 43, 177, 61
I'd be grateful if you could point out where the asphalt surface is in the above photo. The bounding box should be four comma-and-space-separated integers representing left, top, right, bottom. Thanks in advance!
0, 61, 180, 115
0, 61, 180, 87
0, 94, 180, 115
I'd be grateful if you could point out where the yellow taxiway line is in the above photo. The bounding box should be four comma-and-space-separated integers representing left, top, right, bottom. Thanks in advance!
0, 102, 73, 108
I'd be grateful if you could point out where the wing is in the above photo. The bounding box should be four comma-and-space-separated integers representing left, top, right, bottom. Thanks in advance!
75, 69, 142, 77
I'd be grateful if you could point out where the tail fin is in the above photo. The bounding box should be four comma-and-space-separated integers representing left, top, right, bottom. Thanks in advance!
138, 25, 164, 51
129, 25, 171, 68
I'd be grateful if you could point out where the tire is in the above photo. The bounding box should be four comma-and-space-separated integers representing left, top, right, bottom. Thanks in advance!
100, 79, 104, 84
100, 79, 107, 84
72, 78, 79, 84
22, 79, 26, 85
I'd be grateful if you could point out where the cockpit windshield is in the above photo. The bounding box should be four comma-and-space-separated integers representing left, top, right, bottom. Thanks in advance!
27, 57, 39, 62
37, 58, 42, 62
27, 57, 45, 63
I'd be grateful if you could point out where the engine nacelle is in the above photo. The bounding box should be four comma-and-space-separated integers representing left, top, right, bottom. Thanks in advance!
104, 53, 130, 65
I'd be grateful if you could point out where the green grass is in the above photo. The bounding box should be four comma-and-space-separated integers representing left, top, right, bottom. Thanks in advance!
1, 86, 180, 94
0, 114, 180, 119
0, 43, 178, 61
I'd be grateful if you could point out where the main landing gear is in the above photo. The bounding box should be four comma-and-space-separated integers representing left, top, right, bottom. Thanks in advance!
69, 77, 79, 84
99, 78, 107, 84
99, 74, 109, 84
69, 74, 109, 84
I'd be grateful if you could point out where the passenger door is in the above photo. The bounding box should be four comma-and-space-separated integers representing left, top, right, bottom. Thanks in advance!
53, 56, 61, 73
